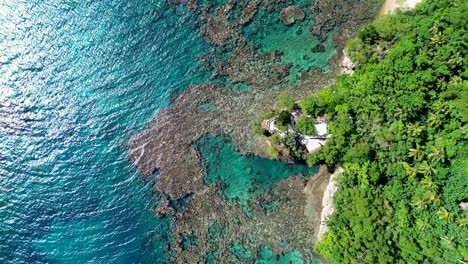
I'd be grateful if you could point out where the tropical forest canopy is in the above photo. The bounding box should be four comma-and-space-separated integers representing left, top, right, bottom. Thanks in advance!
301, 0, 467, 263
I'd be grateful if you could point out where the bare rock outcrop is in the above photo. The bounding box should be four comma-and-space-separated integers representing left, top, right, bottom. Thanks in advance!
280, 6, 305, 26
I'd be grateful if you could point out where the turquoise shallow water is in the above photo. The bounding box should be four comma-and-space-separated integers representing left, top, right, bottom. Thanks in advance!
243, 3, 337, 83
0, 1, 209, 262
195, 134, 317, 212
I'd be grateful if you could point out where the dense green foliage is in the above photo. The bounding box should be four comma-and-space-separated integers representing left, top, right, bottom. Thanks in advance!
281, 132, 308, 159
294, 115, 317, 135
309, 1, 468, 263
276, 110, 291, 130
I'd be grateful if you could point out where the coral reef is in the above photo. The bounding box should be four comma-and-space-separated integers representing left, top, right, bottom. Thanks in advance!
280, 5, 306, 26
169, 173, 329, 262
129, 0, 383, 261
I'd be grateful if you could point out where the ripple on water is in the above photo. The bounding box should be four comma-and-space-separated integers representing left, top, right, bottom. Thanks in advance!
0, 0, 210, 263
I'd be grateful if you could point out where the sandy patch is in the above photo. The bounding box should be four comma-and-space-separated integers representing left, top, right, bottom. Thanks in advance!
381, 0, 423, 15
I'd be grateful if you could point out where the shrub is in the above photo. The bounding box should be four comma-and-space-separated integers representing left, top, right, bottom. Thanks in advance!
256, 128, 270, 137
268, 146, 280, 159
358, 24, 378, 44
306, 153, 320, 167
295, 115, 317, 135
276, 110, 291, 130
275, 92, 295, 111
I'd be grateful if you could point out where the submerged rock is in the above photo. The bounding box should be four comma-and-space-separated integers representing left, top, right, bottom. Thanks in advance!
280, 6, 305, 26
155, 197, 175, 219
311, 43, 326, 53
168, 175, 327, 263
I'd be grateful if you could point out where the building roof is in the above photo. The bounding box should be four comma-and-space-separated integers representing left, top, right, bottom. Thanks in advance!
315, 123, 328, 137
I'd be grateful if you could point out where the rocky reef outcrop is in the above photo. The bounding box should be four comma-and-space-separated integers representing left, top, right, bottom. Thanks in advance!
129, 0, 383, 261
280, 5, 305, 26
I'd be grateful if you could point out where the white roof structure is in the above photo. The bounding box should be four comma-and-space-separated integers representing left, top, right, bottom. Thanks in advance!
302, 137, 326, 153
315, 123, 328, 137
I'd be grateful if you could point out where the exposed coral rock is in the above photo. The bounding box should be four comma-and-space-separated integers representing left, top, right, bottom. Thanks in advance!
169, 175, 327, 262
218, 46, 291, 86
202, 15, 237, 46
155, 197, 175, 219
280, 5, 305, 26
311, 43, 326, 53
129, 0, 383, 261
128, 75, 343, 200
129, 83, 259, 199
129, 0, 380, 223
309, 0, 382, 42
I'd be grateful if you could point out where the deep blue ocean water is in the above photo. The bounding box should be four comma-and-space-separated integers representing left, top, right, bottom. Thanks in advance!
0, 1, 210, 262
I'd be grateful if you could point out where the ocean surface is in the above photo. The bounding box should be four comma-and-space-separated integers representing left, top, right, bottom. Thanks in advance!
0, 1, 210, 262
0, 0, 331, 263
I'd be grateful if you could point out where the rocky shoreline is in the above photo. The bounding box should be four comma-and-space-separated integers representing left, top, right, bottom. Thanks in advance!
317, 167, 343, 240
129, 0, 384, 261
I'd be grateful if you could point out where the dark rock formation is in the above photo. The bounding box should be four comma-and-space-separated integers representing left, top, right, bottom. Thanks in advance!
309, 0, 383, 42
155, 197, 175, 219
311, 43, 326, 53
168, 174, 329, 262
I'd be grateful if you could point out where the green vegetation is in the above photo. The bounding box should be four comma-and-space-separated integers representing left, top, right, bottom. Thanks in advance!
276, 110, 291, 130
275, 92, 295, 111
254, 109, 310, 162
282, 132, 308, 160
308, 1, 468, 263
256, 127, 270, 137
267, 146, 280, 159
254, 91, 319, 161
294, 115, 317, 135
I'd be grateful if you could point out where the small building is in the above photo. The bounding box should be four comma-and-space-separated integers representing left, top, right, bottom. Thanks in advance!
301, 115, 330, 153
262, 113, 330, 154
315, 122, 328, 138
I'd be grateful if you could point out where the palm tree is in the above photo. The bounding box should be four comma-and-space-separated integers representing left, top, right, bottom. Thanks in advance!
430, 32, 446, 46
411, 197, 428, 210
408, 144, 425, 161
403, 162, 418, 178
427, 146, 445, 164
431, 196, 442, 207
416, 219, 431, 230
432, 101, 449, 117
418, 161, 437, 177
440, 236, 455, 249
437, 208, 454, 222
457, 215, 468, 227
427, 112, 442, 129
423, 191, 441, 207
448, 51, 463, 69
420, 177, 438, 192
408, 123, 423, 137
394, 107, 406, 120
